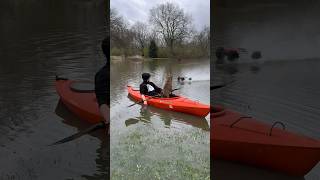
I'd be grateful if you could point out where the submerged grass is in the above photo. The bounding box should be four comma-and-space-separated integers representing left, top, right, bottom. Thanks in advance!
111, 125, 210, 180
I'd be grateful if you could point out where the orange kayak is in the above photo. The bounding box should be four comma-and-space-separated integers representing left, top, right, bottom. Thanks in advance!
55, 78, 102, 124
211, 106, 320, 176
127, 86, 210, 117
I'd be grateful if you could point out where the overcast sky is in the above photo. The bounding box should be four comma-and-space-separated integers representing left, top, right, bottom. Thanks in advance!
110, 0, 210, 31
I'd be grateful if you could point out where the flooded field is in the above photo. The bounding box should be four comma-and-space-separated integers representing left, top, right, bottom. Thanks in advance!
110, 59, 210, 179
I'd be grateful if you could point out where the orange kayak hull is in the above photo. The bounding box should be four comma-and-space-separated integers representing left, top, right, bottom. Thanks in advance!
127, 86, 210, 117
211, 106, 320, 176
55, 79, 102, 124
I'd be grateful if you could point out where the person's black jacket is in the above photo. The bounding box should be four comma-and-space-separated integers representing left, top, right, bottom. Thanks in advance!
95, 64, 109, 106
139, 81, 162, 96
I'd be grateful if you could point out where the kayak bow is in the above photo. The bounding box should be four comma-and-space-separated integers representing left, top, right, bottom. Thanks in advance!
55, 79, 103, 124
211, 106, 320, 176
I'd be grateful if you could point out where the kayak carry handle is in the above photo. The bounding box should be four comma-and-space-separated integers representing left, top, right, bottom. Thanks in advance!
230, 116, 252, 128
211, 106, 226, 118
268, 121, 286, 136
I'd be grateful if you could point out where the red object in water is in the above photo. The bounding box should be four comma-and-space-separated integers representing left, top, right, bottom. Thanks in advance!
211, 106, 320, 176
127, 86, 210, 117
55, 79, 102, 124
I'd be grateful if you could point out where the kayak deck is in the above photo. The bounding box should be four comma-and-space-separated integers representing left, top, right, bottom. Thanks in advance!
127, 86, 210, 117
55, 79, 102, 124
211, 106, 320, 176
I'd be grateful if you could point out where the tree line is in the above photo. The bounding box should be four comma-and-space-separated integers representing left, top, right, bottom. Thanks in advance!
110, 2, 210, 59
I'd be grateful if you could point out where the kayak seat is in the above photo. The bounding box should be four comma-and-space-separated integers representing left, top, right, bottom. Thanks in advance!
70, 81, 95, 93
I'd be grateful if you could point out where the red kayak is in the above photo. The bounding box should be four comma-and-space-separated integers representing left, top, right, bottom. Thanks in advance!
55, 78, 102, 124
127, 86, 210, 117
211, 106, 320, 176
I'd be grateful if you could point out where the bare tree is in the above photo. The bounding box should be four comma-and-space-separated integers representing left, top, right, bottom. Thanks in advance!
194, 26, 210, 57
110, 8, 125, 41
131, 22, 149, 56
110, 8, 134, 57
149, 2, 192, 54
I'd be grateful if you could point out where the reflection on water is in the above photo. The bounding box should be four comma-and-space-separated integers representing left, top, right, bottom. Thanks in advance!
212, 160, 305, 180
55, 101, 108, 179
213, 0, 320, 61
213, 1, 320, 179
0, 0, 107, 179
212, 60, 320, 178
126, 96, 210, 131
110, 59, 210, 179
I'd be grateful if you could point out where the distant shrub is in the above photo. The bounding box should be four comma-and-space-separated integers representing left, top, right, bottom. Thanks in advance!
149, 40, 158, 58
111, 48, 122, 56
157, 47, 170, 58
143, 47, 149, 58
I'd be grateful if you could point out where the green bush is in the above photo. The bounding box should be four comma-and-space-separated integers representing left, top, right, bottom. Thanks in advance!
111, 47, 122, 56
143, 47, 149, 58
149, 40, 158, 58
157, 47, 169, 58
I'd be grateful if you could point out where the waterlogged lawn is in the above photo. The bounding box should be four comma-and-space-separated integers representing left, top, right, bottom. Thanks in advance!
111, 123, 210, 180
110, 59, 210, 179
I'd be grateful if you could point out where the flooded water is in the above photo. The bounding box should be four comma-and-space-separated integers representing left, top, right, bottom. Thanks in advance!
0, 0, 108, 179
212, 1, 320, 179
110, 59, 210, 179
213, 0, 320, 61
212, 60, 320, 179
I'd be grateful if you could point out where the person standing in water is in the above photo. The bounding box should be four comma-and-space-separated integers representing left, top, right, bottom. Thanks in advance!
95, 38, 109, 128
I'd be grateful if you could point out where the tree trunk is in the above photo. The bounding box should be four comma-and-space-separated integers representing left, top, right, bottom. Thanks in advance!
162, 70, 173, 98
169, 40, 174, 56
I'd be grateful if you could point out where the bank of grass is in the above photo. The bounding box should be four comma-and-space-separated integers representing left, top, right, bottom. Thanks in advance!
111, 46, 208, 61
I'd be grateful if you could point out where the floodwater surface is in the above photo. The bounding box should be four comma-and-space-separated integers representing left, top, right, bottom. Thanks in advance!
212, 1, 320, 179
110, 59, 210, 179
0, 0, 108, 179
212, 60, 320, 180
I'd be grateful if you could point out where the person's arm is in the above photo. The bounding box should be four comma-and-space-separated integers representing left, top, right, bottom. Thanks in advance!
141, 95, 148, 105
140, 84, 149, 95
95, 64, 109, 125
99, 104, 109, 124
140, 84, 149, 105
